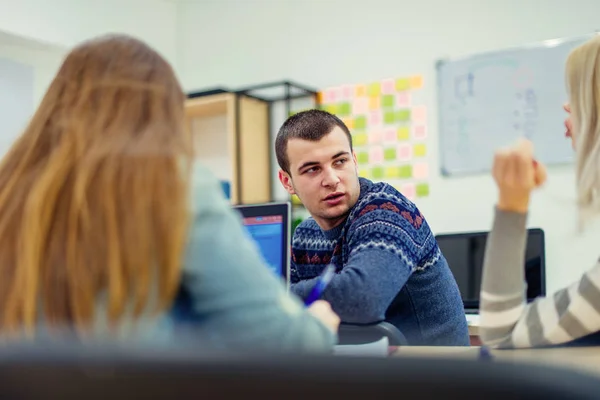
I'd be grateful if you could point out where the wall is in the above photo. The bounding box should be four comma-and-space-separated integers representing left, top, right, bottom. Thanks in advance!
0, 0, 179, 67
177, 0, 600, 294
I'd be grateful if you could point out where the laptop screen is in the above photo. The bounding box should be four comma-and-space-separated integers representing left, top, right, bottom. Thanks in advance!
234, 202, 290, 284
435, 228, 546, 311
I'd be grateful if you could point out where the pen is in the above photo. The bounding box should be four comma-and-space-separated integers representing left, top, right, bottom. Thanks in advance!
304, 264, 336, 306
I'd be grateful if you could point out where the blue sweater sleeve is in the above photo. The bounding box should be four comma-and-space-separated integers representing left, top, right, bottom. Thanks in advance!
290, 208, 421, 323
177, 163, 336, 353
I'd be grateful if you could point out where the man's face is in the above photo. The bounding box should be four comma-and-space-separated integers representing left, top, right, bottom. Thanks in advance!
278, 127, 361, 231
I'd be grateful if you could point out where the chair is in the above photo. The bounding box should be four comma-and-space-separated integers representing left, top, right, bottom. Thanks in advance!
338, 321, 408, 345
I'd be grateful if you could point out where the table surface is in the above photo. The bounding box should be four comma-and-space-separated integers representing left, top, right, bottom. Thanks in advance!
392, 345, 600, 376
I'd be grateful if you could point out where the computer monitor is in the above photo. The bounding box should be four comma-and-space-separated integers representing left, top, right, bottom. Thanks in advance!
435, 228, 546, 313
233, 202, 291, 286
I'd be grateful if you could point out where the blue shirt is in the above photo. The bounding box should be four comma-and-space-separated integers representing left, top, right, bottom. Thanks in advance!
290, 178, 469, 346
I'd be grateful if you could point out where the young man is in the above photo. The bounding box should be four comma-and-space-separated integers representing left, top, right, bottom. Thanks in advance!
275, 109, 469, 346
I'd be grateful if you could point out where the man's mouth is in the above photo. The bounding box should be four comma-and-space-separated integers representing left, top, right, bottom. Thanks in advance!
324, 192, 344, 201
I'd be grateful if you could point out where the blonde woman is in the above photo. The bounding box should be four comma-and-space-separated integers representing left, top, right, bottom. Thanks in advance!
479, 35, 600, 349
0, 34, 339, 351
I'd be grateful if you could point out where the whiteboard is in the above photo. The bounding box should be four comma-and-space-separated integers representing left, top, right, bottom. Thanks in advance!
437, 34, 593, 176
0, 56, 34, 157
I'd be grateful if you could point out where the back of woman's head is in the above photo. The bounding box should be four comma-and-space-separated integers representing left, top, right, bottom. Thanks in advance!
0, 34, 193, 337
566, 35, 600, 217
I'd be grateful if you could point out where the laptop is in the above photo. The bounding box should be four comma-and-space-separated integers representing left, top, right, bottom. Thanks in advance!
233, 202, 291, 287
435, 228, 546, 318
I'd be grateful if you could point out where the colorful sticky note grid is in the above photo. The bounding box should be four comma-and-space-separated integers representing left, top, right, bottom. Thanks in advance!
367, 82, 381, 97
397, 143, 412, 161
352, 98, 368, 115
337, 102, 351, 116
413, 143, 427, 157
381, 79, 395, 94
342, 117, 355, 130
399, 165, 412, 178
397, 127, 410, 141
385, 166, 400, 178
368, 129, 382, 144
416, 183, 429, 197
384, 148, 396, 161
371, 166, 384, 179
412, 105, 427, 122
341, 85, 354, 100
369, 146, 384, 164
401, 183, 416, 200
353, 133, 368, 146
358, 168, 371, 178
382, 95, 395, 108
413, 124, 427, 140
369, 96, 381, 110
396, 78, 410, 91
383, 111, 395, 124
397, 92, 411, 108
368, 110, 383, 126
383, 128, 396, 143
355, 84, 367, 97
413, 162, 429, 179
355, 116, 367, 130
410, 75, 424, 89
357, 151, 369, 164
396, 109, 411, 122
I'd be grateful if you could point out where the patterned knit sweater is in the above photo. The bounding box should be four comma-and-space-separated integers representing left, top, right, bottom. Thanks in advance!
290, 178, 469, 346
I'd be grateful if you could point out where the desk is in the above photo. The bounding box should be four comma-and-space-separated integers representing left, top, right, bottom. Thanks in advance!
392, 346, 600, 377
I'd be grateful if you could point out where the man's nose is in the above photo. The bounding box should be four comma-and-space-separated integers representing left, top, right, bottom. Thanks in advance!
322, 167, 340, 187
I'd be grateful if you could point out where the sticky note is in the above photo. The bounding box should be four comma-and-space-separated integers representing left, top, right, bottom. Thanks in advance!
384, 148, 396, 161
369, 96, 381, 110
368, 110, 383, 127
357, 151, 369, 164
324, 104, 338, 114
355, 116, 367, 130
337, 102, 351, 116
416, 183, 430, 197
324, 88, 338, 103
397, 127, 410, 141
369, 146, 384, 164
413, 162, 429, 179
341, 85, 354, 100
381, 79, 395, 94
353, 133, 368, 146
316, 91, 324, 104
367, 82, 381, 97
396, 109, 411, 122
291, 194, 303, 205
355, 84, 367, 97
342, 117, 355, 130
399, 165, 412, 178
397, 143, 412, 161
401, 183, 416, 200
384, 111, 396, 124
413, 143, 427, 157
413, 125, 427, 140
397, 92, 411, 107
385, 166, 400, 178
396, 78, 410, 91
410, 75, 424, 89
382, 95, 395, 108
368, 129, 382, 144
352, 98, 368, 115
412, 105, 427, 122
371, 166, 384, 179
358, 168, 371, 178
383, 128, 396, 143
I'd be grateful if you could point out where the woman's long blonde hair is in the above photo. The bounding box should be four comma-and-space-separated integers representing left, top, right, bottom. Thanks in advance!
566, 35, 600, 219
0, 34, 193, 337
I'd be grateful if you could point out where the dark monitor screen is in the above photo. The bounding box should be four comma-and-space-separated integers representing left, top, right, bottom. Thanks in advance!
435, 228, 545, 310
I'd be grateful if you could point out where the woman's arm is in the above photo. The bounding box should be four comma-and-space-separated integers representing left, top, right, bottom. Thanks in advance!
177, 163, 336, 353
480, 208, 600, 348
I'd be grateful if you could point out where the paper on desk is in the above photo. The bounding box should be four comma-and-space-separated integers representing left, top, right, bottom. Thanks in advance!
333, 337, 389, 357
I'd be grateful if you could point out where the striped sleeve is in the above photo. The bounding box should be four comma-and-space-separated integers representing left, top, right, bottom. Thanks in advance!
479, 208, 600, 349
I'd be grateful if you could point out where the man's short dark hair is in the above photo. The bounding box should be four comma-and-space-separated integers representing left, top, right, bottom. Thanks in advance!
275, 109, 353, 174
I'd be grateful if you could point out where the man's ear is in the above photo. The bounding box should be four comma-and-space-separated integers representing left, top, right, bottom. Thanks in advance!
278, 170, 296, 195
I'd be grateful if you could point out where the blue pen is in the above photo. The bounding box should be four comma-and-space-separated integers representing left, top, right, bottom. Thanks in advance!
304, 264, 336, 306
